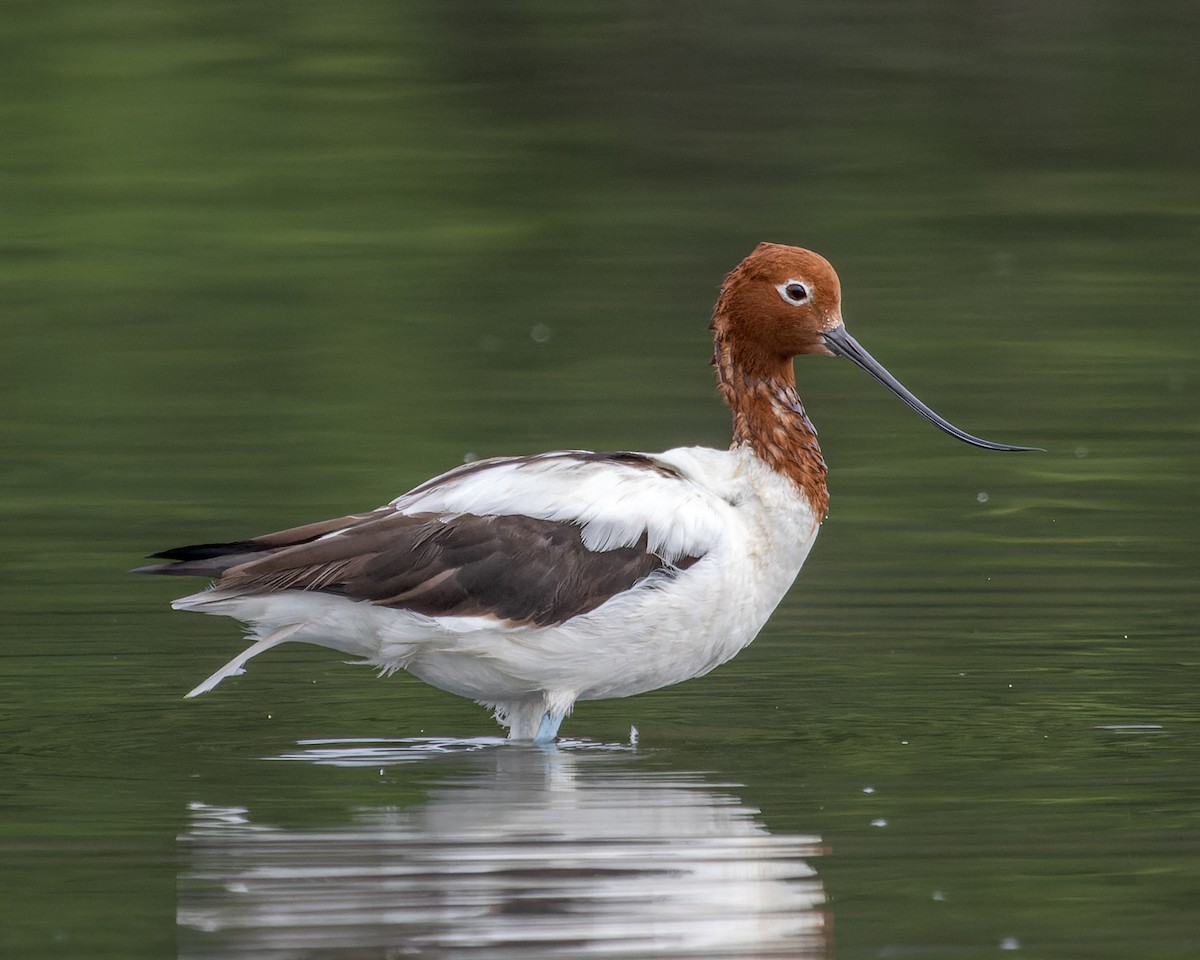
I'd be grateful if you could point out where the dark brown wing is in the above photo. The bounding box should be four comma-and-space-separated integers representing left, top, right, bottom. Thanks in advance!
138, 512, 702, 628
131, 509, 391, 578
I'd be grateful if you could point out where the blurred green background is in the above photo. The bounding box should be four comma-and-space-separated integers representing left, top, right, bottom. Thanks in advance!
2, 2, 1198, 958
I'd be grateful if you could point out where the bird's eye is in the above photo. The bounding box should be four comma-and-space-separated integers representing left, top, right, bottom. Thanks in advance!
777, 280, 810, 305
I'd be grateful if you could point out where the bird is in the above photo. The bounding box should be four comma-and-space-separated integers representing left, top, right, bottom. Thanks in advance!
137, 243, 1037, 742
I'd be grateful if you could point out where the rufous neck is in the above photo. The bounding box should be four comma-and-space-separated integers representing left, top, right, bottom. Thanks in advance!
713, 334, 829, 518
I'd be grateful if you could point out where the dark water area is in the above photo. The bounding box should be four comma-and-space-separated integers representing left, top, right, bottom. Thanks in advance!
2, 2, 1198, 957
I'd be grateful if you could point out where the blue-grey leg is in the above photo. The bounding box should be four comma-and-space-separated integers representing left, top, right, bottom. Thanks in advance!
533, 708, 566, 744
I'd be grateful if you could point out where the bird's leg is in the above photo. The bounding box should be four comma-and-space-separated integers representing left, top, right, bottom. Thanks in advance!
185, 622, 305, 699
533, 708, 566, 744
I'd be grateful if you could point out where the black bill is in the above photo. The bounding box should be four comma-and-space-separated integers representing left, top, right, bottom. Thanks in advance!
822, 326, 1041, 452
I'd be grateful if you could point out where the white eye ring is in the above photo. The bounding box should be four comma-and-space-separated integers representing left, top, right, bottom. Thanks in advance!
776, 279, 811, 305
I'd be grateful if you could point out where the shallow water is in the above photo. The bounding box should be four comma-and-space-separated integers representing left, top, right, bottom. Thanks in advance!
3, 2, 1199, 958
179, 740, 826, 958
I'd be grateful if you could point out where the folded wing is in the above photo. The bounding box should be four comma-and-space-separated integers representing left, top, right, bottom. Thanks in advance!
137, 451, 719, 628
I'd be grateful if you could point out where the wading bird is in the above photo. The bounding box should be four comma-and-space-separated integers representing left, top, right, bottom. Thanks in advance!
138, 243, 1036, 741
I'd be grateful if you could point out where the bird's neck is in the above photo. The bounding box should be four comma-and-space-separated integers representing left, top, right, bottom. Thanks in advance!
713, 337, 829, 518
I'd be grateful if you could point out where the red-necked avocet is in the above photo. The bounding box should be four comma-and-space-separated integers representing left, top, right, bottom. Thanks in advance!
137, 243, 1037, 742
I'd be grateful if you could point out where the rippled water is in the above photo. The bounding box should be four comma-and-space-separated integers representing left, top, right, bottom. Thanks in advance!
180, 741, 825, 958
3, 2, 1199, 958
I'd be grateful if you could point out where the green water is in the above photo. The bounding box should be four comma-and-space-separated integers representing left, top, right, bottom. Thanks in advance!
3, 2, 1198, 957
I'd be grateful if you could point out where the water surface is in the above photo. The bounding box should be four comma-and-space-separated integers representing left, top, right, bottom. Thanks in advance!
2, 2, 1198, 958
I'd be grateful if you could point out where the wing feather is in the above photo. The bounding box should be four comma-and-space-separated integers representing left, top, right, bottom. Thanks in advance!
138, 450, 725, 627
391, 450, 726, 562
191, 512, 700, 627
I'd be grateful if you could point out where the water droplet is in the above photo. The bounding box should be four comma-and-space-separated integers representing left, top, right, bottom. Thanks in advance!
976, 491, 989, 503
871, 818, 888, 828
1000, 936, 1021, 950
862, 786, 875, 794
530, 323, 551, 343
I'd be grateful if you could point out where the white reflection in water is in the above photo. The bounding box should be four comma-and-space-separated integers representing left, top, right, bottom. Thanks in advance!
178, 739, 826, 959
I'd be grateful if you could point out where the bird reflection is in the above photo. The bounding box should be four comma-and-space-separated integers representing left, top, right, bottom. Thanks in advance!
179, 739, 827, 958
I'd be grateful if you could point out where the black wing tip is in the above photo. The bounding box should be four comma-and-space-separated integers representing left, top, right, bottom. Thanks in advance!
144, 540, 260, 562
134, 539, 264, 577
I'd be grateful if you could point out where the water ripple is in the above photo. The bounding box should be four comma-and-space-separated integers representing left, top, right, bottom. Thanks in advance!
179, 740, 826, 958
